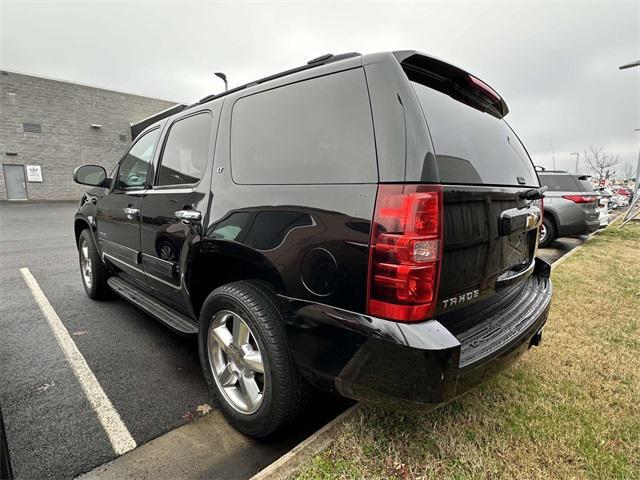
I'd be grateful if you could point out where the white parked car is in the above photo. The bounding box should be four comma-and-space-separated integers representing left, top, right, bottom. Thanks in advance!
598, 205, 609, 227
601, 189, 628, 209
614, 194, 630, 208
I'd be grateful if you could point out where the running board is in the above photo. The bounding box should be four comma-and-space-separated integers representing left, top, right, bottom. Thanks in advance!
107, 277, 198, 335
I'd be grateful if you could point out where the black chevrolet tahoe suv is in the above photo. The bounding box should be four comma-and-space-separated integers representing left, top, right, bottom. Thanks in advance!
73, 51, 552, 438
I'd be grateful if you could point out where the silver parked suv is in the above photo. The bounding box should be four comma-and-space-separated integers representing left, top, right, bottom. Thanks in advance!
538, 170, 600, 247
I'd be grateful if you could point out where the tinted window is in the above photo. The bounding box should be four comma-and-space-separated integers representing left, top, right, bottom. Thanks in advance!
578, 179, 594, 192
411, 81, 538, 187
115, 128, 160, 190
538, 174, 580, 192
231, 69, 377, 184
157, 113, 211, 186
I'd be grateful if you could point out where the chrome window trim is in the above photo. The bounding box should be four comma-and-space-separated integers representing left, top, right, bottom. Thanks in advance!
123, 187, 195, 195
147, 187, 195, 195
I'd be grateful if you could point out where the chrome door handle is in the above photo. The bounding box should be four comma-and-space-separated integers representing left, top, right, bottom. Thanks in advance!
122, 207, 139, 220
175, 209, 202, 224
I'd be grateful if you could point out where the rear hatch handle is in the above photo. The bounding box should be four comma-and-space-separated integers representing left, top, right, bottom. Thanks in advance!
498, 205, 542, 236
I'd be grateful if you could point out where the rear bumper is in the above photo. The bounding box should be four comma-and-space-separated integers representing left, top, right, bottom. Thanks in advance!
557, 218, 600, 237
283, 258, 553, 407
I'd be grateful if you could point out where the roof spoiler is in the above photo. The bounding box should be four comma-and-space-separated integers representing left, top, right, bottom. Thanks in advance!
394, 51, 509, 118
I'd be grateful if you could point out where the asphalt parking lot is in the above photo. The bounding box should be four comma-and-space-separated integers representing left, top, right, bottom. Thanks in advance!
537, 236, 586, 264
0, 202, 347, 480
0, 201, 591, 480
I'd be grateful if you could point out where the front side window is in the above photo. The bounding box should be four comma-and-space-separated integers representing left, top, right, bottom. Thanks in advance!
115, 128, 160, 190
156, 113, 212, 187
230, 68, 377, 185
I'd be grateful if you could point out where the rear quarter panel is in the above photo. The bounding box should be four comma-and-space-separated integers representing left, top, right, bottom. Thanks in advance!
545, 193, 597, 234
206, 71, 378, 313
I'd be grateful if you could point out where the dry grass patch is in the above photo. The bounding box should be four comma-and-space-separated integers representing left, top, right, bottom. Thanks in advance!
294, 223, 640, 480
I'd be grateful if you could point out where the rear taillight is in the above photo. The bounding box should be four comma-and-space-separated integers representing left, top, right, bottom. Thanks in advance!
562, 195, 597, 203
367, 184, 443, 322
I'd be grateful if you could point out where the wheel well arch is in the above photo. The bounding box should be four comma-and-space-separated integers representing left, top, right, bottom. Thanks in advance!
74, 218, 91, 246
543, 208, 558, 231
188, 252, 285, 318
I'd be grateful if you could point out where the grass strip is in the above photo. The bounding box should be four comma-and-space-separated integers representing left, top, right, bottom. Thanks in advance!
294, 223, 640, 480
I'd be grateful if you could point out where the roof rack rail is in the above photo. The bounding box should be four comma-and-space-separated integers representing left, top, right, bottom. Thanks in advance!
194, 52, 361, 106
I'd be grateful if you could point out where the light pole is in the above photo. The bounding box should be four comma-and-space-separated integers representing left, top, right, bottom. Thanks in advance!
214, 72, 228, 91
618, 60, 640, 226
632, 129, 640, 201
570, 152, 580, 174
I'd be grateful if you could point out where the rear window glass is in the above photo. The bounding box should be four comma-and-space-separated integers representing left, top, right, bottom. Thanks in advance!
577, 179, 594, 192
231, 68, 377, 184
538, 174, 581, 192
410, 81, 538, 187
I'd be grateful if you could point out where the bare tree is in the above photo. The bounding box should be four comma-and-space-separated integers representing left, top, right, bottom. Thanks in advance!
583, 146, 618, 184
621, 161, 635, 181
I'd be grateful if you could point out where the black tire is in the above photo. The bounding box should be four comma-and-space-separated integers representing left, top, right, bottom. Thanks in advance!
198, 281, 309, 438
539, 217, 556, 248
77, 229, 110, 299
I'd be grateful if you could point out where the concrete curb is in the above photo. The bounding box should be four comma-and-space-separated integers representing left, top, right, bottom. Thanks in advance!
249, 404, 360, 480
251, 219, 623, 479
549, 236, 593, 272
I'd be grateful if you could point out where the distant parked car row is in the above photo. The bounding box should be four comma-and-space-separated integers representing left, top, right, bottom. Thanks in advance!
597, 187, 631, 209
536, 170, 635, 247
537, 171, 600, 247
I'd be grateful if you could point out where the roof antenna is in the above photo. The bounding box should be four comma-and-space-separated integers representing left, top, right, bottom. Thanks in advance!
214, 72, 228, 91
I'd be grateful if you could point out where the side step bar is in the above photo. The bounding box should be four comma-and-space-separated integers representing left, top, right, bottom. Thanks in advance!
107, 277, 198, 335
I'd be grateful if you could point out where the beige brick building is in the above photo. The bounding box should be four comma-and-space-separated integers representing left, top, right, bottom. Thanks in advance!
0, 70, 176, 200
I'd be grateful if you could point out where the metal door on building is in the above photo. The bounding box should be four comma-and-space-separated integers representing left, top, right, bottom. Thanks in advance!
3, 164, 28, 200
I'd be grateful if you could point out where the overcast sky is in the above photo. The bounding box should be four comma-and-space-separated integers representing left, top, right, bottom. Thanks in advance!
1, 0, 639, 174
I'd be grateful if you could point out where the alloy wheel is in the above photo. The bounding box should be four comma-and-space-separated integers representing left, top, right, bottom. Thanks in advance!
207, 310, 265, 414
80, 239, 93, 289
539, 223, 547, 243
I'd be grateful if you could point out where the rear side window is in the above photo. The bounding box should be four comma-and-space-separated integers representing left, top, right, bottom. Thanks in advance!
539, 174, 581, 192
156, 112, 212, 186
231, 69, 377, 184
577, 179, 594, 192
410, 81, 538, 187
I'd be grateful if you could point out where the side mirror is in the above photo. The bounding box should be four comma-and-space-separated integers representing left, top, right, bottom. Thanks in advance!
74, 165, 107, 187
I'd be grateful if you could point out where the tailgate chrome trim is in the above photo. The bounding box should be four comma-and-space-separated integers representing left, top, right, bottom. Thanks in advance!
495, 257, 536, 289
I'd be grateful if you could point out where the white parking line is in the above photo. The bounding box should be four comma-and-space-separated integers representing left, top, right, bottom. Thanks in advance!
19, 267, 137, 455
